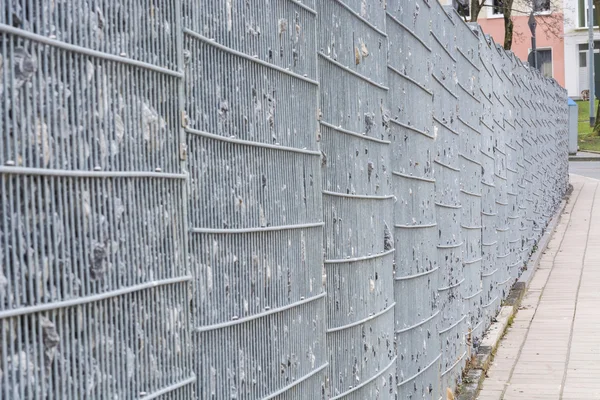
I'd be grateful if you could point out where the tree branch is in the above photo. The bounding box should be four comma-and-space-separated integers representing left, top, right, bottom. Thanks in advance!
478, 3, 540, 15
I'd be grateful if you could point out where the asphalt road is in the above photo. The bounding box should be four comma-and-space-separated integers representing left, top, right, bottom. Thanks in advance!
569, 161, 600, 180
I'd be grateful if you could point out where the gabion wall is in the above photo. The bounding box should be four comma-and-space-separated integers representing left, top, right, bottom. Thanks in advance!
0, 0, 569, 398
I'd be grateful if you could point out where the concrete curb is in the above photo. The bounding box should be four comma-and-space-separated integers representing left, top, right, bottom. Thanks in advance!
456, 188, 572, 400
569, 150, 600, 161
569, 149, 600, 161
456, 307, 514, 400
568, 157, 600, 161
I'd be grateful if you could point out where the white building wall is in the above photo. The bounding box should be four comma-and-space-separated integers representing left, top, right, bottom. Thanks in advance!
563, 0, 600, 97
564, 35, 582, 97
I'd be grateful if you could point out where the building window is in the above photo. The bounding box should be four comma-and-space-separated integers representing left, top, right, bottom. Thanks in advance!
535, 0, 550, 12
580, 51, 587, 68
537, 49, 553, 78
579, 0, 598, 27
492, 0, 503, 15
578, 42, 600, 52
456, 0, 470, 18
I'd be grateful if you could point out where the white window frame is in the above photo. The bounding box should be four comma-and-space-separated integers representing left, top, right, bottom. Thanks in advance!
576, 42, 600, 56
533, 0, 551, 15
579, 50, 588, 69
488, 0, 504, 19
578, 0, 599, 28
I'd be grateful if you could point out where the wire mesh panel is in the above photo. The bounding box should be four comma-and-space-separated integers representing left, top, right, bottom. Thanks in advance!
0, 0, 192, 397
430, 4, 465, 391
490, 43, 511, 304
551, 81, 567, 209
501, 53, 519, 283
524, 71, 542, 249
544, 84, 555, 215
541, 80, 552, 222
519, 69, 532, 257
387, 0, 441, 398
540, 81, 554, 215
533, 76, 545, 237
535, 79, 547, 227
531, 78, 542, 240
553, 83, 569, 198
453, 16, 483, 353
531, 73, 546, 244
317, 1, 395, 398
539, 78, 567, 220
477, 32, 501, 331
182, 0, 317, 79
502, 54, 520, 282
182, 1, 327, 398
513, 60, 529, 270
0, 0, 180, 70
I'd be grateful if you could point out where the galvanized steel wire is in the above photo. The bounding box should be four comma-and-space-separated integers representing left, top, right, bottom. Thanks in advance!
0, 0, 568, 398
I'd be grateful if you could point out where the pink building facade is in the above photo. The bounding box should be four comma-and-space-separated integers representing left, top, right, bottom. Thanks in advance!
441, 0, 566, 88
478, 14, 565, 87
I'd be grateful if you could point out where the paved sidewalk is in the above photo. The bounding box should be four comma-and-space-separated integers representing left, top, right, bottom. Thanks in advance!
477, 174, 600, 400
570, 161, 600, 180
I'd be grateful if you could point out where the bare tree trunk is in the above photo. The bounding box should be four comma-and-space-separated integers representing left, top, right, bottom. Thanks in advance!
470, 0, 483, 22
503, 0, 514, 50
504, 16, 514, 49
